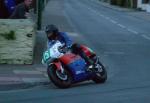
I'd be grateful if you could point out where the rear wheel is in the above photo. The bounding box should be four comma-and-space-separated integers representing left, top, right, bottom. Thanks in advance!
47, 65, 72, 88
92, 62, 107, 83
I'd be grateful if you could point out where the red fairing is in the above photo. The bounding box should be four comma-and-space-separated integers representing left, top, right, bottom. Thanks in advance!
53, 62, 62, 71
60, 53, 81, 65
80, 45, 92, 57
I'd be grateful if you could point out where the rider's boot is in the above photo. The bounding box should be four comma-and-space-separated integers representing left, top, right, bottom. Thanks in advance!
79, 51, 95, 71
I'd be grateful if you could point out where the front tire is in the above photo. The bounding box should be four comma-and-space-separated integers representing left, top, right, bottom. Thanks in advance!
92, 62, 107, 83
47, 65, 72, 89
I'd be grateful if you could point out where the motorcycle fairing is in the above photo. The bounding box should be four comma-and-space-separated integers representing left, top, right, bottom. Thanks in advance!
60, 53, 93, 82
60, 53, 81, 65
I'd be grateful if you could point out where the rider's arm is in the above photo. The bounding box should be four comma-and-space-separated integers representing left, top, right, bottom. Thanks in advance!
60, 32, 73, 48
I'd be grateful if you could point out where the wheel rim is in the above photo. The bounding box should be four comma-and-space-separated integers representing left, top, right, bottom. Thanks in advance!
95, 63, 105, 77
95, 64, 103, 72
56, 70, 68, 81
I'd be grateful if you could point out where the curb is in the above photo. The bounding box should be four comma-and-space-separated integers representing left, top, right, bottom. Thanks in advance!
0, 65, 50, 91
0, 80, 50, 91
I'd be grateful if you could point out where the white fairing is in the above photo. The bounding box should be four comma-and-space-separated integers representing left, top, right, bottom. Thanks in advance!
42, 41, 64, 64
49, 41, 64, 58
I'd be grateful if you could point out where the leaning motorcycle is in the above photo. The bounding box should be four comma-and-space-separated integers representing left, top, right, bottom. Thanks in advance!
42, 41, 107, 88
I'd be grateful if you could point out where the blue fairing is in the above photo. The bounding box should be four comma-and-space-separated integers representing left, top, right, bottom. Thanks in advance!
67, 58, 92, 82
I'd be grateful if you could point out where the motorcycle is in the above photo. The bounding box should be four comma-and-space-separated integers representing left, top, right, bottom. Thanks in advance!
42, 41, 107, 88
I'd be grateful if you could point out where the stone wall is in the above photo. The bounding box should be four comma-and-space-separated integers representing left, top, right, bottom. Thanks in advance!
0, 19, 36, 64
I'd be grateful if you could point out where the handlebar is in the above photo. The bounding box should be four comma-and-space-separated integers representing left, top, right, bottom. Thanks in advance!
58, 46, 69, 53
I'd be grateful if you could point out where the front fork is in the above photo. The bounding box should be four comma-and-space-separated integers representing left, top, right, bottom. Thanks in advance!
95, 56, 100, 64
93, 56, 103, 72
52, 62, 64, 73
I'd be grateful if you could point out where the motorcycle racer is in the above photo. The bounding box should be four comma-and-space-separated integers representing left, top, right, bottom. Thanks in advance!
44, 24, 94, 70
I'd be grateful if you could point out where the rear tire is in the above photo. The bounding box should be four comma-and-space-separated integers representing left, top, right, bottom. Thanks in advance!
47, 65, 72, 89
92, 62, 107, 83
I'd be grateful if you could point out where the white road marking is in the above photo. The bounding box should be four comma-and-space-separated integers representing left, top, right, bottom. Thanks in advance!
88, 7, 96, 13
110, 20, 117, 24
13, 70, 43, 75
36, 67, 47, 72
85, 7, 140, 36
105, 17, 110, 19
0, 77, 21, 82
127, 29, 138, 34
87, 7, 105, 17
117, 24, 126, 29
142, 35, 150, 40
100, 14, 104, 17
22, 78, 48, 83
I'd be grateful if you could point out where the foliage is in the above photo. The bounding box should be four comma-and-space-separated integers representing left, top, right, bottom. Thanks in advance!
0, 30, 16, 40
110, 0, 135, 8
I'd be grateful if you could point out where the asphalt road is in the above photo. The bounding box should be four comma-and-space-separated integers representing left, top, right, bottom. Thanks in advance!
1, 0, 150, 103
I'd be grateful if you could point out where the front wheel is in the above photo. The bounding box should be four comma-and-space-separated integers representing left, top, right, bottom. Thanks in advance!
47, 65, 72, 88
92, 62, 107, 83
